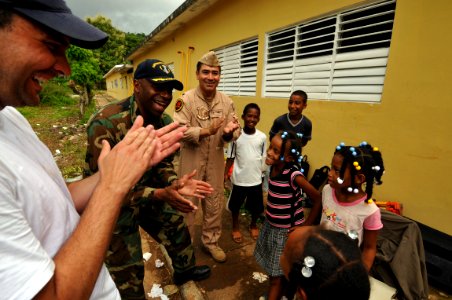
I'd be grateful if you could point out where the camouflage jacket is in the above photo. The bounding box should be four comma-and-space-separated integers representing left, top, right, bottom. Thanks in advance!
84, 95, 178, 208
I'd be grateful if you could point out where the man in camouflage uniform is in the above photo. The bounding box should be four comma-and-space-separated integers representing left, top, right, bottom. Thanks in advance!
173, 51, 241, 263
85, 59, 212, 299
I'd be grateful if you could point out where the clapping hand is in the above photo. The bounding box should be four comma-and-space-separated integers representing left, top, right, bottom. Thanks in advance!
223, 116, 240, 135
147, 122, 187, 168
208, 117, 225, 135
162, 170, 213, 213
97, 116, 157, 195
176, 169, 213, 198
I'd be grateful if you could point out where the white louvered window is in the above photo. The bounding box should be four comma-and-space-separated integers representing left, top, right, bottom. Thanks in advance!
264, 0, 395, 102
215, 38, 258, 96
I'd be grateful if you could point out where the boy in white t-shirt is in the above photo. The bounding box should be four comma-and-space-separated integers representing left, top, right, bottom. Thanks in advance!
224, 103, 267, 243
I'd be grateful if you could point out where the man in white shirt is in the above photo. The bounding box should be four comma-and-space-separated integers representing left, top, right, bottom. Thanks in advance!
0, 0, 184, 299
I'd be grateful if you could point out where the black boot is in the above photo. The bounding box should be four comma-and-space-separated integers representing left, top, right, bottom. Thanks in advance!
173, 265, 211, 285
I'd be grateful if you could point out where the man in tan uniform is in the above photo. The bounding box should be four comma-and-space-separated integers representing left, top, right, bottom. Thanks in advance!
173, 51, 240, 262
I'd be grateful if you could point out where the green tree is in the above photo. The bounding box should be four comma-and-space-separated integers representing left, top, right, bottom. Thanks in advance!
86, 16, 126, 75
67, 46, 102, 116
125, 32, 146, 58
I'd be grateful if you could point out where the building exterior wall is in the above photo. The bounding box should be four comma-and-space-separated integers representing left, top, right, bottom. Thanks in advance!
131, 0, 452, 234
104, 72, 133, 100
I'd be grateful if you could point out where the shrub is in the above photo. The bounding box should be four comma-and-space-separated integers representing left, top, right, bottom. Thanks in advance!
39, 80, 76, 107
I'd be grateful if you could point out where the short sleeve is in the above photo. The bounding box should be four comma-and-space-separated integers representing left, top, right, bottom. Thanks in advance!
363, 208, 383, 230
290, 168, 304, 190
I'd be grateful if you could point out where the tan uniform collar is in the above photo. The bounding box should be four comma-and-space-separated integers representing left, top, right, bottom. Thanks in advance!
196, 86, 217, 103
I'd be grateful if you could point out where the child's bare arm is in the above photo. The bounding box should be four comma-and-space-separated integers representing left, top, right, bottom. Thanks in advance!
295, 175, 321, 225
361, 229, 378, 271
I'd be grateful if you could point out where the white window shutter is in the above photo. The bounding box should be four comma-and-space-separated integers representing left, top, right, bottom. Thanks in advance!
264, 0, 395, 102
215, 38, 258, 96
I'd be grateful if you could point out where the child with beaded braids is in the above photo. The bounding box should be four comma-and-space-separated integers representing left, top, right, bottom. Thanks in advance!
254, 131, 321, 300
321, 141, 385, 271
280, 226, 371, 300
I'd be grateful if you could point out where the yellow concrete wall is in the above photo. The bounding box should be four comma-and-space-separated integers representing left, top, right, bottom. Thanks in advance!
132, 0, 452, 234
105, 72, 133, 100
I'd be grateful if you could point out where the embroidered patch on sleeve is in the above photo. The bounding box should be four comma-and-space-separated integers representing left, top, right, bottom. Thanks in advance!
175, 99, 184, 112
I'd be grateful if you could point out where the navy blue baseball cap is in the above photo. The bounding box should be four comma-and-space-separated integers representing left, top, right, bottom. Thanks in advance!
0, 0, 108, 49
134, 59, 183, 91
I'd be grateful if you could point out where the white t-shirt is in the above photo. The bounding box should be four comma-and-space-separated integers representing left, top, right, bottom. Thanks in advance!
226, 129, 267, 186
320, 184, 383, 245
0, 107, 120, 300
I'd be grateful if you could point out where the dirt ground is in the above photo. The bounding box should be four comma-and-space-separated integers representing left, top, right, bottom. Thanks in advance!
93, 91, 116, 107
188, 207, 269, 299
141, 202, 269, 300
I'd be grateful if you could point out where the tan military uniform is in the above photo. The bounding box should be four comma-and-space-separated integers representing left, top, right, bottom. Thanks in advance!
174, 87, 240, 249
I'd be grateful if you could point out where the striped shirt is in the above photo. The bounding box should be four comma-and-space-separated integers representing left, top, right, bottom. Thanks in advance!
266, 163, 305, 228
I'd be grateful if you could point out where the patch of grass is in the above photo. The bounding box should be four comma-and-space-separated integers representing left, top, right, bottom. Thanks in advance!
19, 104, 80, 121
40, 80, 76, 107
21, 105, 87, 179
16, 84, 97, 179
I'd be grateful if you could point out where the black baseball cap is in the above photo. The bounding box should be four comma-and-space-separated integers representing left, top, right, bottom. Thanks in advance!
0, 0, 108, 49
134, 59, 183, 91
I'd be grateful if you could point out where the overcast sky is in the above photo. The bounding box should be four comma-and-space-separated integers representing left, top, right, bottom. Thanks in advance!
65, 0, 185, 34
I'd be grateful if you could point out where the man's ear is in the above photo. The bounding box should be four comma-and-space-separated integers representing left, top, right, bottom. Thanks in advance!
133, 80, 140, 93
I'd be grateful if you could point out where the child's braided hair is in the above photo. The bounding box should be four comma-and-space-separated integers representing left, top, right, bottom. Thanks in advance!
288, 229, 370, 300
277, 130, 306, 172
334, 142, 385, 202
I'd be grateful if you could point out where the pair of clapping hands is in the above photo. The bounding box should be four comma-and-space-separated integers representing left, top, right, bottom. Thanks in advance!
208, 115, 240, 136
97, 115, 213, 206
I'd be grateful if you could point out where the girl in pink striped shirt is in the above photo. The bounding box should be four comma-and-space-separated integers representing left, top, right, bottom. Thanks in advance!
254, 131, 321, 300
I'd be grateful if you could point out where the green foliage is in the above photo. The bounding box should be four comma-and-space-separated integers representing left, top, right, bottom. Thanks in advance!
16, 106, 36, 119
125, 32, 146, 57
67, 46, 102, 88
18, 86, 95, 124
86, 16, 146, 75
87, 16, 127, 75
17, 98, 79, 122
48, 15, 146, 92
39, 80, 76, 107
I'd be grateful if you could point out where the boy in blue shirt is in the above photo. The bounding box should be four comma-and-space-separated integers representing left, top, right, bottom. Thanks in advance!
269, 90, 312, 147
